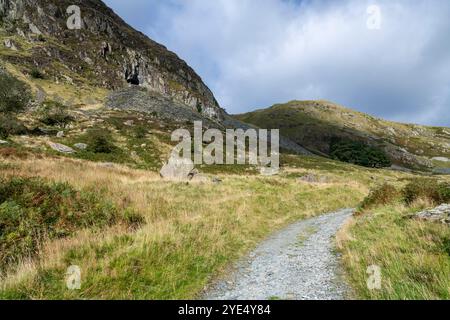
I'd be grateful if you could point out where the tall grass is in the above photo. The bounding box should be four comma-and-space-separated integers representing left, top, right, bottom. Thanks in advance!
341, 178, 450, 300
0, 156, 370, 299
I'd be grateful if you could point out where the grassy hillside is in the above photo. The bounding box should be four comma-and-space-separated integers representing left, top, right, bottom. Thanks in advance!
235, 100, 450, 171
0, 146, 416, 299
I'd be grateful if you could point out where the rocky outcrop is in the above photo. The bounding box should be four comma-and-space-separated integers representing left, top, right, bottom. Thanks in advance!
106, 86, 223, 128
0, 0, 224, 120
416, 204, 450, 225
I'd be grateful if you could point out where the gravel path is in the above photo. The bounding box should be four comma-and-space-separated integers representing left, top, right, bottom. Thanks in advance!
204, 209, 353, 300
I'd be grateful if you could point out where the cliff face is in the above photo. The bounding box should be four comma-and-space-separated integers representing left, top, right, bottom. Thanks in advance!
0, 0, 224, 120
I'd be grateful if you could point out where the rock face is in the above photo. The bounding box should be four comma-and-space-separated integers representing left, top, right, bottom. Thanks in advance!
106, 86, 222, 127
0, 0, 224, 120
416, 204, 450, 225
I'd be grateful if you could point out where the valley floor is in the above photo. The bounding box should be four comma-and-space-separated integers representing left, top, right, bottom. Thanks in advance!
1, 150, 447, 300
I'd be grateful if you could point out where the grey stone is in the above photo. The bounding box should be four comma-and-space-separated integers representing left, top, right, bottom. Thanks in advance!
29, 23, 42, 35
299, 173, 328, 183
47, 142, 75, 154
56, 131, 64, 138
3, 38, 17, 50
74, 143, 88, 150
416, 204, 450, 225
432, 157, 449, 162
98, 162, 115, 168
0, 139, 8, 144
160, 158, 196, 181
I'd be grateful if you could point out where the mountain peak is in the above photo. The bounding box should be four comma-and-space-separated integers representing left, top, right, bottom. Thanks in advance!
0, 0, 224, 120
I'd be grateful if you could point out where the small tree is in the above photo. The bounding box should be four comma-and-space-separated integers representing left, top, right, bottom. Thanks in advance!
39, 101, 74, 128
0, 72, 31, 114
330, 138, 391, 168
30, 68, 45, 79
86, 129, 116, 154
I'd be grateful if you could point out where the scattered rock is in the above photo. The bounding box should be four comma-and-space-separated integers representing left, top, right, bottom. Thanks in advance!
160, 157, 196, 181
124, 120, 134, 126
260, 167, 279, 176
299, 173, 329, 183
433, 168, 450, 175
389, 165, 412, 173
130, 151, 140, 161
416, 204, 450, 225
3, 39, 17, 51
29, 23, 42, 35
56, 131, 64, 138
0, 140, 8, 144
188, 168, 200, 180
432, 157, 449, 162
98, 162, 115, 168
74, 143, 88, 150
190, 173, 210, 183
47, 142, 75, 154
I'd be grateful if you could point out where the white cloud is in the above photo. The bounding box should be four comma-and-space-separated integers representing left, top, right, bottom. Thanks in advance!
104, 0, 450, 126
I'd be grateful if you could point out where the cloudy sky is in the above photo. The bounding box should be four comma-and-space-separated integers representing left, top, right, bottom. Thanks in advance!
103, 0, 450, 126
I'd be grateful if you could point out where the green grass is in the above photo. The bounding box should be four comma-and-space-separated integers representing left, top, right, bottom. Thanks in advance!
341, 179, 450, 300
342, 205, 450, 300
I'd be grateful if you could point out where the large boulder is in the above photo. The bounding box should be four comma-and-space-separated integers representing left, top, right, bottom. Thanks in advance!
160, 157, 197, 181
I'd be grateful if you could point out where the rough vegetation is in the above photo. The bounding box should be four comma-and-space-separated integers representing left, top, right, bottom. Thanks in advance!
0, 176, 142, 274
0, 156, 380, 299
341, 178, 450, 299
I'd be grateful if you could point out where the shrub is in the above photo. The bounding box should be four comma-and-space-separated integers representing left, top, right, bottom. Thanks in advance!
30, 68, 44, 79
0, 115, 27, 138
86, 129, 116, 154
330, 138, 391, 168
196, 102, 203, 114
39, 101, 74, 128
0, 72, 31, 114
0, 177, 143, 272
438, 183, 450, 203
358, 183, 400, 212
133, 125, 148, 139
403, 179, 450, 205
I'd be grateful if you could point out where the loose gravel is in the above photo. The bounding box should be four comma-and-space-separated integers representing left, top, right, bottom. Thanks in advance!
204, 209, 354, 300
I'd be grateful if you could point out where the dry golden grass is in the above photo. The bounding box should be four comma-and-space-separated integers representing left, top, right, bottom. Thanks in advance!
0, 154, 377, 299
